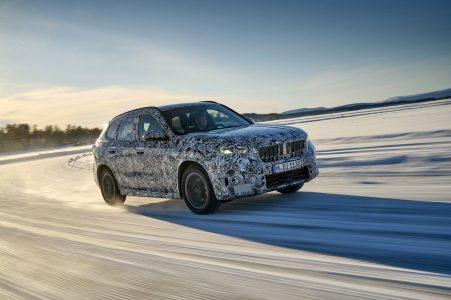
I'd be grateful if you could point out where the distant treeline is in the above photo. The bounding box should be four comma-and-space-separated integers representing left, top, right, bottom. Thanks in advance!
0, 124, 102, 153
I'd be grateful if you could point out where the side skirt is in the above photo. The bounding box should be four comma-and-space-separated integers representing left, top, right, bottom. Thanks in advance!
122, 188, 180, 199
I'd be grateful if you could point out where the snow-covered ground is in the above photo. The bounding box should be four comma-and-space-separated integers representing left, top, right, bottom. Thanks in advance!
0, 145, 92, 165
0, 100, 450, 299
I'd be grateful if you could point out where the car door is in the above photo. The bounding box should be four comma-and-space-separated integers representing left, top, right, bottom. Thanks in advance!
134, 113, 171, 193
114, 114, 139, 189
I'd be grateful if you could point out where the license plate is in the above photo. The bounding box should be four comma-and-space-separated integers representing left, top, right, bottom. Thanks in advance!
233, 184, 252, 195
272, 159, 303, 174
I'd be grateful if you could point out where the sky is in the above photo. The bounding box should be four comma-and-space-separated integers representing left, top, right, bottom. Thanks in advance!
1, 0, 451, 127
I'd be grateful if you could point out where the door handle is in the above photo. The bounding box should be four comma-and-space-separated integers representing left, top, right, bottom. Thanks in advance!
136, 148, 145, 155
108, 147, 117, 154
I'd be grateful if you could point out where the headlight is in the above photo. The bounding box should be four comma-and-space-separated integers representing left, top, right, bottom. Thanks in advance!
219, 146, 234, 155
219, 146, 248, 155
236, 146, 248, 154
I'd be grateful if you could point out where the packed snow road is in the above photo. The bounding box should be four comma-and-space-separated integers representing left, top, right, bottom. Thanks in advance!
1, 100, 451, 299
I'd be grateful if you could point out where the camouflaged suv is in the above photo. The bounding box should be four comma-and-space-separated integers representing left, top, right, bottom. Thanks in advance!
93, 101, 318, 214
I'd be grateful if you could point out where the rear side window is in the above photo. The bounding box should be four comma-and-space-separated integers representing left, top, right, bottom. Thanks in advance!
106, 119, 121, 140
117, 117, 136, 141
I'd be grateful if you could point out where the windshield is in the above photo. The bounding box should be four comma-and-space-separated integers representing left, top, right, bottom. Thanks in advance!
161, 104, 250, 135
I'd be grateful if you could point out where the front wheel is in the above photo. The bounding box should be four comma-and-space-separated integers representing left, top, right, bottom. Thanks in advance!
276, 183, 304, 194
181, 165, 221, 214
100, 169, 126, 206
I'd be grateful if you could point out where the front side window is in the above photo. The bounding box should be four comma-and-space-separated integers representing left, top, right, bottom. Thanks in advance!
138, 114, 166, 140
161, 104, 250, 135
117, 117, 136, 141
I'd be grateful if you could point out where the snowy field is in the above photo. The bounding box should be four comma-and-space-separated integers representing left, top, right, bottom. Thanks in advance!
0, 99, 450, 299
0, 145, 92, 165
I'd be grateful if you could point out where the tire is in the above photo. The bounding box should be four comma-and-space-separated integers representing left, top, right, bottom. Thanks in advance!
100, 168, 126, 206
276, 183, 304, 194
181, 165, 221, 214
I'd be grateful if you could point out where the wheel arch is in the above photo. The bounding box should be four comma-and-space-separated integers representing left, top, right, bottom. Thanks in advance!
96, 164, 123, 193
177, 160, 214, 199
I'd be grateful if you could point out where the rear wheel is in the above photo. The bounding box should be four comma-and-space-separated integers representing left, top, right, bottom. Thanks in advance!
276, 183, 304, 194
182, 165, 220, 214
100, 169, 126, 206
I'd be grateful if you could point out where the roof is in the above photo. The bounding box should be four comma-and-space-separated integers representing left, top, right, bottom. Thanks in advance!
111, 106, 157, 121
110, 101, 219, 121
157, 101, 218, 112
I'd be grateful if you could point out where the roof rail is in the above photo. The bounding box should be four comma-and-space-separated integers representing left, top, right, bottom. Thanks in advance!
111, 106, 157, 120
200, 100, 218, 104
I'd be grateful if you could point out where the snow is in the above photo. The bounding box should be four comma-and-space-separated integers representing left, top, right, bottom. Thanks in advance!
0, 145, 92, 165
384, 88, 451, 103
281, 88, 451, 115
0, 99, 450, 299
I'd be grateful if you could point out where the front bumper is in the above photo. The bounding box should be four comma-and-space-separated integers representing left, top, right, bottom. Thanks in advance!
210, 147, 319, 201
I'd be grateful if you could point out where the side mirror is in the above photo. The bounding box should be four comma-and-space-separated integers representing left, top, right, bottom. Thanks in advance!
246, 117, 256, 124
143, 131, 169, 141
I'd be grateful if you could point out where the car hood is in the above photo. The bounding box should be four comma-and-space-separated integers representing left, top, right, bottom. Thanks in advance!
186, 124, 307, 147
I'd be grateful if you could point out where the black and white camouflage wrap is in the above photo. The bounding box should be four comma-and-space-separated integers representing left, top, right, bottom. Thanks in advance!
93, 104, 319, 201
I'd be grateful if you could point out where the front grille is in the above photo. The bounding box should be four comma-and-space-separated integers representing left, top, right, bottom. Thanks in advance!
265, 167, 309, 189
258, 140, 305, 163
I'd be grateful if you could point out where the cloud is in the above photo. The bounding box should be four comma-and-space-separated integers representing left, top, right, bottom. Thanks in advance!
0, 6, 226, 88
0, 86, 201, 127
296, 55, 451, 107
